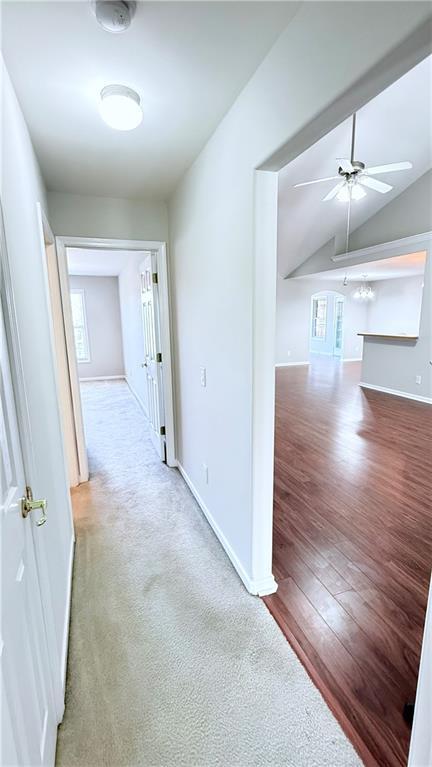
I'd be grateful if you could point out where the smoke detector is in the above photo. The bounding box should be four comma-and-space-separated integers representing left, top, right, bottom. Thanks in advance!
91, 1, 136, 33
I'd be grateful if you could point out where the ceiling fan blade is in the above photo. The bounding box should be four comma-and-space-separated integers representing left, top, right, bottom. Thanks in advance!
358, 176, 392, 194
294, 175, 340, 188
322, 181, 345, 201
365, 161, 412, 175
337, 158, 354, 173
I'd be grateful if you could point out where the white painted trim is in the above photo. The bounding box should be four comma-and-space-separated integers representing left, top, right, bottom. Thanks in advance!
37, 205, 81, 488
408, 576, 432, 767
360, 381, 432, 404
60, 535, 75, 708
343, 357, 363, 362
79, 375, 125, 382
275, 361, 310, 367
250, 170, 279, 596
331, 231, 432, 263
177, 462, 277, 596
156, 243, 176, 468
56, 235, 176, 474
126, 376, 149, 419
55, 239, 89, 484
57, 236, 162, 251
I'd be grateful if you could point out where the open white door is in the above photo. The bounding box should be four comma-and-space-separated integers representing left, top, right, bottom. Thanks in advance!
140, 252, 165, 460
1, 304, 58, 766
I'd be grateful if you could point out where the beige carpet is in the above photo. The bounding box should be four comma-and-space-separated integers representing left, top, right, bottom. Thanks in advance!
56, 380, 361, 767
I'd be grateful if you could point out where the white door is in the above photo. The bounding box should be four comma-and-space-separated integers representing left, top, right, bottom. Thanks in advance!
333, 297, 344, 357
1, 304, 58, 766
140, 253, 165, 460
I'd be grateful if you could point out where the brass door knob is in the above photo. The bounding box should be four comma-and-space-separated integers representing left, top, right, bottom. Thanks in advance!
21, 486, 47, 526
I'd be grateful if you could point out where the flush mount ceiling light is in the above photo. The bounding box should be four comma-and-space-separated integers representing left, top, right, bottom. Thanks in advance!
99, 85, 142, 131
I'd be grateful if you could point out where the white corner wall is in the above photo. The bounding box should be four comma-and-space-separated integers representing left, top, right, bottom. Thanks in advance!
69, 275, 124, 379
168, 3, 431, 593
47, 191, 168, 242
366, 275, 424, 336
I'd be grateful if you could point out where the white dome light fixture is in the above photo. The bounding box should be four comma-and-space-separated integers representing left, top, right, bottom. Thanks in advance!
99, 85, 143, 131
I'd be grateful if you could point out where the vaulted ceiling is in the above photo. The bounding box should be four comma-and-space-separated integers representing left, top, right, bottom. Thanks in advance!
277, 56, 432, 278
1, 1, 298, 199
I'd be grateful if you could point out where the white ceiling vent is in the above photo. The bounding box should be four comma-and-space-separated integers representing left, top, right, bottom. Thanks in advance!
91, 1, 136, 33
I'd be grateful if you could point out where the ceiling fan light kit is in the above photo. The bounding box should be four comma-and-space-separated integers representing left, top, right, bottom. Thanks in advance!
294, 113, 413, 203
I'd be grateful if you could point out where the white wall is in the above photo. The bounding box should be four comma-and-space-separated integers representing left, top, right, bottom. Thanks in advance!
168, 2, 431, 591
0, 59, 73, 676
47, 191, 168, 242
69, 275, 124, 379
276, 277, 367, 364
366, 275, 424, 335
118, 254, 149, 415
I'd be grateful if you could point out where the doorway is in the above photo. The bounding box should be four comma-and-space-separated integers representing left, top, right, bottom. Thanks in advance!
51, 236, 176, 477
309, 291, 345, 359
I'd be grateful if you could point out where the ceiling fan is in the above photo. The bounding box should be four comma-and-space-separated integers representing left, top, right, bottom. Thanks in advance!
294, 114, 412, 202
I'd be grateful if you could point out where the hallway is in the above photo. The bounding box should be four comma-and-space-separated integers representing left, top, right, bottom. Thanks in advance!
56, 381, 359, 766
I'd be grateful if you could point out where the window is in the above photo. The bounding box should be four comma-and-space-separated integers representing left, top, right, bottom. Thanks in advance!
312, 297, 327, 340
70, 290, 90, 363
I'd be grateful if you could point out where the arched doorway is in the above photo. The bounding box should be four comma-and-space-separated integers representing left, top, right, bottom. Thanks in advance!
310, 290, 345, 359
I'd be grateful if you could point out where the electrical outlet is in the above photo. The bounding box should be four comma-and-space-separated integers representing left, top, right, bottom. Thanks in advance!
200, 367, 207, 387
415, 375, 422, 385
287, 350, 291, 357
202, 463, 209, 484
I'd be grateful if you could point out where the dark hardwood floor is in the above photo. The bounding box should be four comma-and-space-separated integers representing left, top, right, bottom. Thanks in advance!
264, 358, 432, 767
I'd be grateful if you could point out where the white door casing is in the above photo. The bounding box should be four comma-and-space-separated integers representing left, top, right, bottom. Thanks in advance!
1, 304, 58, 766
334, 297, 344, 357
140, 253, 165, 460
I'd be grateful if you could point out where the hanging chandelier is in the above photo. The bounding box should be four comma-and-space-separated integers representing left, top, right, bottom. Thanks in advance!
354, 275, 375, 301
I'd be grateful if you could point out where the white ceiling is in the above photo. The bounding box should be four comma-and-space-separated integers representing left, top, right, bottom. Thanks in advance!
1, 1, 298, 199
278, 56, 432, 278
67, 247, 147, 275
297, 252, 427, 283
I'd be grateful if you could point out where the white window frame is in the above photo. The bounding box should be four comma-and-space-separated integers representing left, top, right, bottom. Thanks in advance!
311, 296, 327, 340
70, 289, 91, 364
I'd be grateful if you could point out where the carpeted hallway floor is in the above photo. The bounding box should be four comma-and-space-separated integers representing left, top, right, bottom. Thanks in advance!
56, 380, 361, 767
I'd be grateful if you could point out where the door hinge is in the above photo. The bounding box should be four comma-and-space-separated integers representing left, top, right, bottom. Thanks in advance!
160, 426, 166, 436
152, 272, 158, 284
156, 352, 162, 363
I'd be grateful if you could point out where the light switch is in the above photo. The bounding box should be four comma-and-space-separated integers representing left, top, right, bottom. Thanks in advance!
200, 367, 207, 387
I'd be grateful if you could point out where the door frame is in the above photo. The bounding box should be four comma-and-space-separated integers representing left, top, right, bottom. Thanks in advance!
55, 236, 176, 469
333, 295, 344, 357
36, 204, 84, 486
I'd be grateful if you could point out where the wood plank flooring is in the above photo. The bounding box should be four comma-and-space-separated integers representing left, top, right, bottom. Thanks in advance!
264, 359, 432, 767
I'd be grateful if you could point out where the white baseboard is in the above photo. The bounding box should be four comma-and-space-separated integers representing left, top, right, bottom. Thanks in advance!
360, 381, 432, 404
125, 378, 149, 419
343, 357, 363, 362
61, 534, 75, 699
177, 462, 277, 597
79, 375, 125, 382
275, 361, 310, 367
